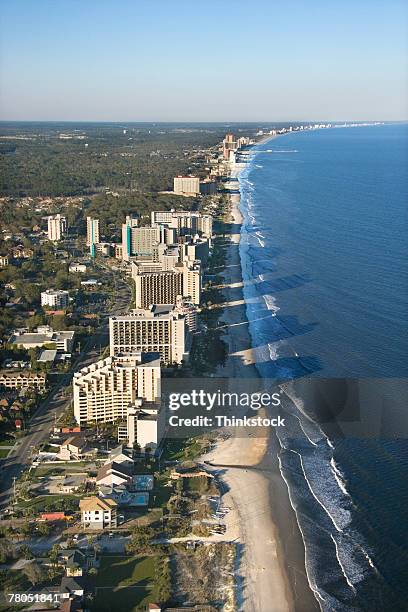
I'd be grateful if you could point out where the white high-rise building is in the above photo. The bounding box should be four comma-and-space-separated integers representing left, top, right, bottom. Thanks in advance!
109, 305, 189, 365
73, 353, 161, 425
154, 244, 180, 270
121, 215, 163, 261
126, 403, 165, 452
41, 289, 69, 309
183, 262, 201, 305
173, 176, 200, 196
151, 210, 212, 239
180, 236, 210, 266
222, 133, 238, 160
86, 217, 100, 257
47, 214, 67, 241
174, 295, 198, 332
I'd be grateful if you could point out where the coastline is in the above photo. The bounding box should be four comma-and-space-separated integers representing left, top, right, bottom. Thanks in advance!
206, 143, 319, 611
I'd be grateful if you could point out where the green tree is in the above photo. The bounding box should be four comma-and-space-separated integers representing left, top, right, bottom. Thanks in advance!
37, 522, 51, 536
125, 526, 155, 555
23, 561, 45, 586
0, 539, 14, 563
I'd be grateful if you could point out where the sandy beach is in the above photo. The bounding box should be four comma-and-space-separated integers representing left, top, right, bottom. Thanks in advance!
204, 163, 318, 612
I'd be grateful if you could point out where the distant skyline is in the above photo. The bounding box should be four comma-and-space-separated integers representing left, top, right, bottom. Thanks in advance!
0, 0, 407, 122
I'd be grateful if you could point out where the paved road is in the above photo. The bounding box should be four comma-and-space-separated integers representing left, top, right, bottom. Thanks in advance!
0, 276, 131, 511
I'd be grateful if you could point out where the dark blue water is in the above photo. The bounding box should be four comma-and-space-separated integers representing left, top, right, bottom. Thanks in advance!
238, 125, 408, 611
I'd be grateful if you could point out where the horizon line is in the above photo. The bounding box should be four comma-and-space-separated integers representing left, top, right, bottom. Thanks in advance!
0, 119, 407, 125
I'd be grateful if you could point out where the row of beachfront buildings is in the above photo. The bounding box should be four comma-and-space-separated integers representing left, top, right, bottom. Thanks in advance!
71, 208, 213, 454
2, 134, 246, 450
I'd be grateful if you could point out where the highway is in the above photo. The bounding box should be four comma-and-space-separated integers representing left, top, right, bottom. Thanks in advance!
0, 274, 131, 511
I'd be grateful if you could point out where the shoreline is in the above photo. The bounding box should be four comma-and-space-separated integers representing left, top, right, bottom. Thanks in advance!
206, 142, 318, 611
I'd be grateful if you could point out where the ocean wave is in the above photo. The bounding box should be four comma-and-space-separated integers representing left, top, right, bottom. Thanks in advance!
330, 534, 357, 592
278, 444, 378, 610
287, 448, 351, 533
330, 457, 350, 498
262, 293, 280, 313
280, 381, 324, 430
332, 533, 381, 588
267, 341, 280, 361
289, 411, 320, 447
276, 453, 329, 607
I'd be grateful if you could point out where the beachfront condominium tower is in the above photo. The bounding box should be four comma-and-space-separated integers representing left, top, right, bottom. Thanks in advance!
121, 215, 138, 261
86, 217, 100, 258
151, 210, 212, 239
109, 305, 189, 365
131, 260, 201, 307
72, 352, 161, 425
173, 175, 200, 196
121, 215, 163, 261
222, 133, 238, 160
47, 214, 67, 241
180, 236, 210, 267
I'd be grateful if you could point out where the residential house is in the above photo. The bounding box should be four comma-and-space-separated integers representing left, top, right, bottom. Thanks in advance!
105, 444, 134, 468
58, 548, 99, 577
58, 436, 95, 461
56, 597, 84, 612
69, 263, 87, 273
59, 576, 85, 600
96, 461, 133, 488
12, 245, 34, 259
79, 496, 118, 529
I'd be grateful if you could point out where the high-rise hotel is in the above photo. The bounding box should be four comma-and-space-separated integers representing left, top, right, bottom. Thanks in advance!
109, 305, 189, 365
131, 260, 201, 307
47, 214, 67, 242
121, 215, 164, 261
151, 210, 212, 239
86, 217, 100, 258
173, 175, 200, 196
73, 352, 161, 425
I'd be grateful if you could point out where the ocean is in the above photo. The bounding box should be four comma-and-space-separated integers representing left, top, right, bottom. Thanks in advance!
238, 125, 408, 611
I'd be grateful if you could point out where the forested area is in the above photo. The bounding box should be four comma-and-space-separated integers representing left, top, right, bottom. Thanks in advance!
0, 123, 228, 197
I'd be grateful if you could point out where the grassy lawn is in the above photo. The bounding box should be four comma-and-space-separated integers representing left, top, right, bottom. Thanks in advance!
31, 466, 66, 478
19, 494, 80, 511
150, 475, 172, 508
42, 444, 59, 453
161, 437, 205, 462
0, 448, 11, 458
92, 555, 162, 612
33, 461, 95, 477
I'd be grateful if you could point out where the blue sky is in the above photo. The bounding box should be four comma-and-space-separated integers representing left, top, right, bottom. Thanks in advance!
0, 0, 407, 121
